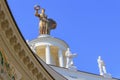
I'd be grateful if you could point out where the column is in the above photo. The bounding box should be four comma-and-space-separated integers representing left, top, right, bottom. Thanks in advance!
58, 49, 64, 67
46, 45, 51, 64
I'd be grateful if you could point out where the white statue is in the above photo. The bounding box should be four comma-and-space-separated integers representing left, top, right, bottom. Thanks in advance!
97, 56, 107, 75
65, 48, 77, 69
28, 44, 36, 53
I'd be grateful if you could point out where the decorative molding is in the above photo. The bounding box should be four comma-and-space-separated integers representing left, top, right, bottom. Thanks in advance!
29, 36, 69, 51
0, 49, 22, 80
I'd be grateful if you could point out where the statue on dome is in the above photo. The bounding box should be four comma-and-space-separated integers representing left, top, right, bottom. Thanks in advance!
97, 56, 107, 75
65, 48, 77, 69
34, 5, 57, 35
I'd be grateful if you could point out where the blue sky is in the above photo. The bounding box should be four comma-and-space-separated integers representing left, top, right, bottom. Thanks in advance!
8, 0, 120, 78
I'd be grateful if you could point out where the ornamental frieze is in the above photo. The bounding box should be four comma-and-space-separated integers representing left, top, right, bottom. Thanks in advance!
0, 49, 22, 80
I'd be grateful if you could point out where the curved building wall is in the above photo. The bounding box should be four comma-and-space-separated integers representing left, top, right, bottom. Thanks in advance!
0, 0, 67, 80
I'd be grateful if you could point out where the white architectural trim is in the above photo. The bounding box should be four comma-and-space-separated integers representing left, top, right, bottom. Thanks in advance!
46, 45, 51, 64
29, 35, 69, 51
58, 49, 64, 67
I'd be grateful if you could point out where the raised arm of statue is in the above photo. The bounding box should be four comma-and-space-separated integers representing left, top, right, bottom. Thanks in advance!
35, 9, 40, 17
34, 5, 40, 17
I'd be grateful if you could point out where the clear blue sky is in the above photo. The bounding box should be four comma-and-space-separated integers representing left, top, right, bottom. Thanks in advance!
8, 0, 120, 78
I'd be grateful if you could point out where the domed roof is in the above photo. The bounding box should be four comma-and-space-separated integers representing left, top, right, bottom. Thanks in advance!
29, 35, 69, 50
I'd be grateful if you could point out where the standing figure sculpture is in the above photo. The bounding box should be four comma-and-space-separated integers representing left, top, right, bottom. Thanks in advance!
65, 48, 77, 69
34, 5, 57, 35
97, 56, 107, 75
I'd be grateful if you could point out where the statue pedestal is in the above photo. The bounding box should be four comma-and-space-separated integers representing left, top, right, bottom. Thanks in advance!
68, 66, 77, 71
103, 73, 112, 79
38, 34, 50, 38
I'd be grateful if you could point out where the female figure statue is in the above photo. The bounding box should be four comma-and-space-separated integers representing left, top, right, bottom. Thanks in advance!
34, 5, 57, 35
